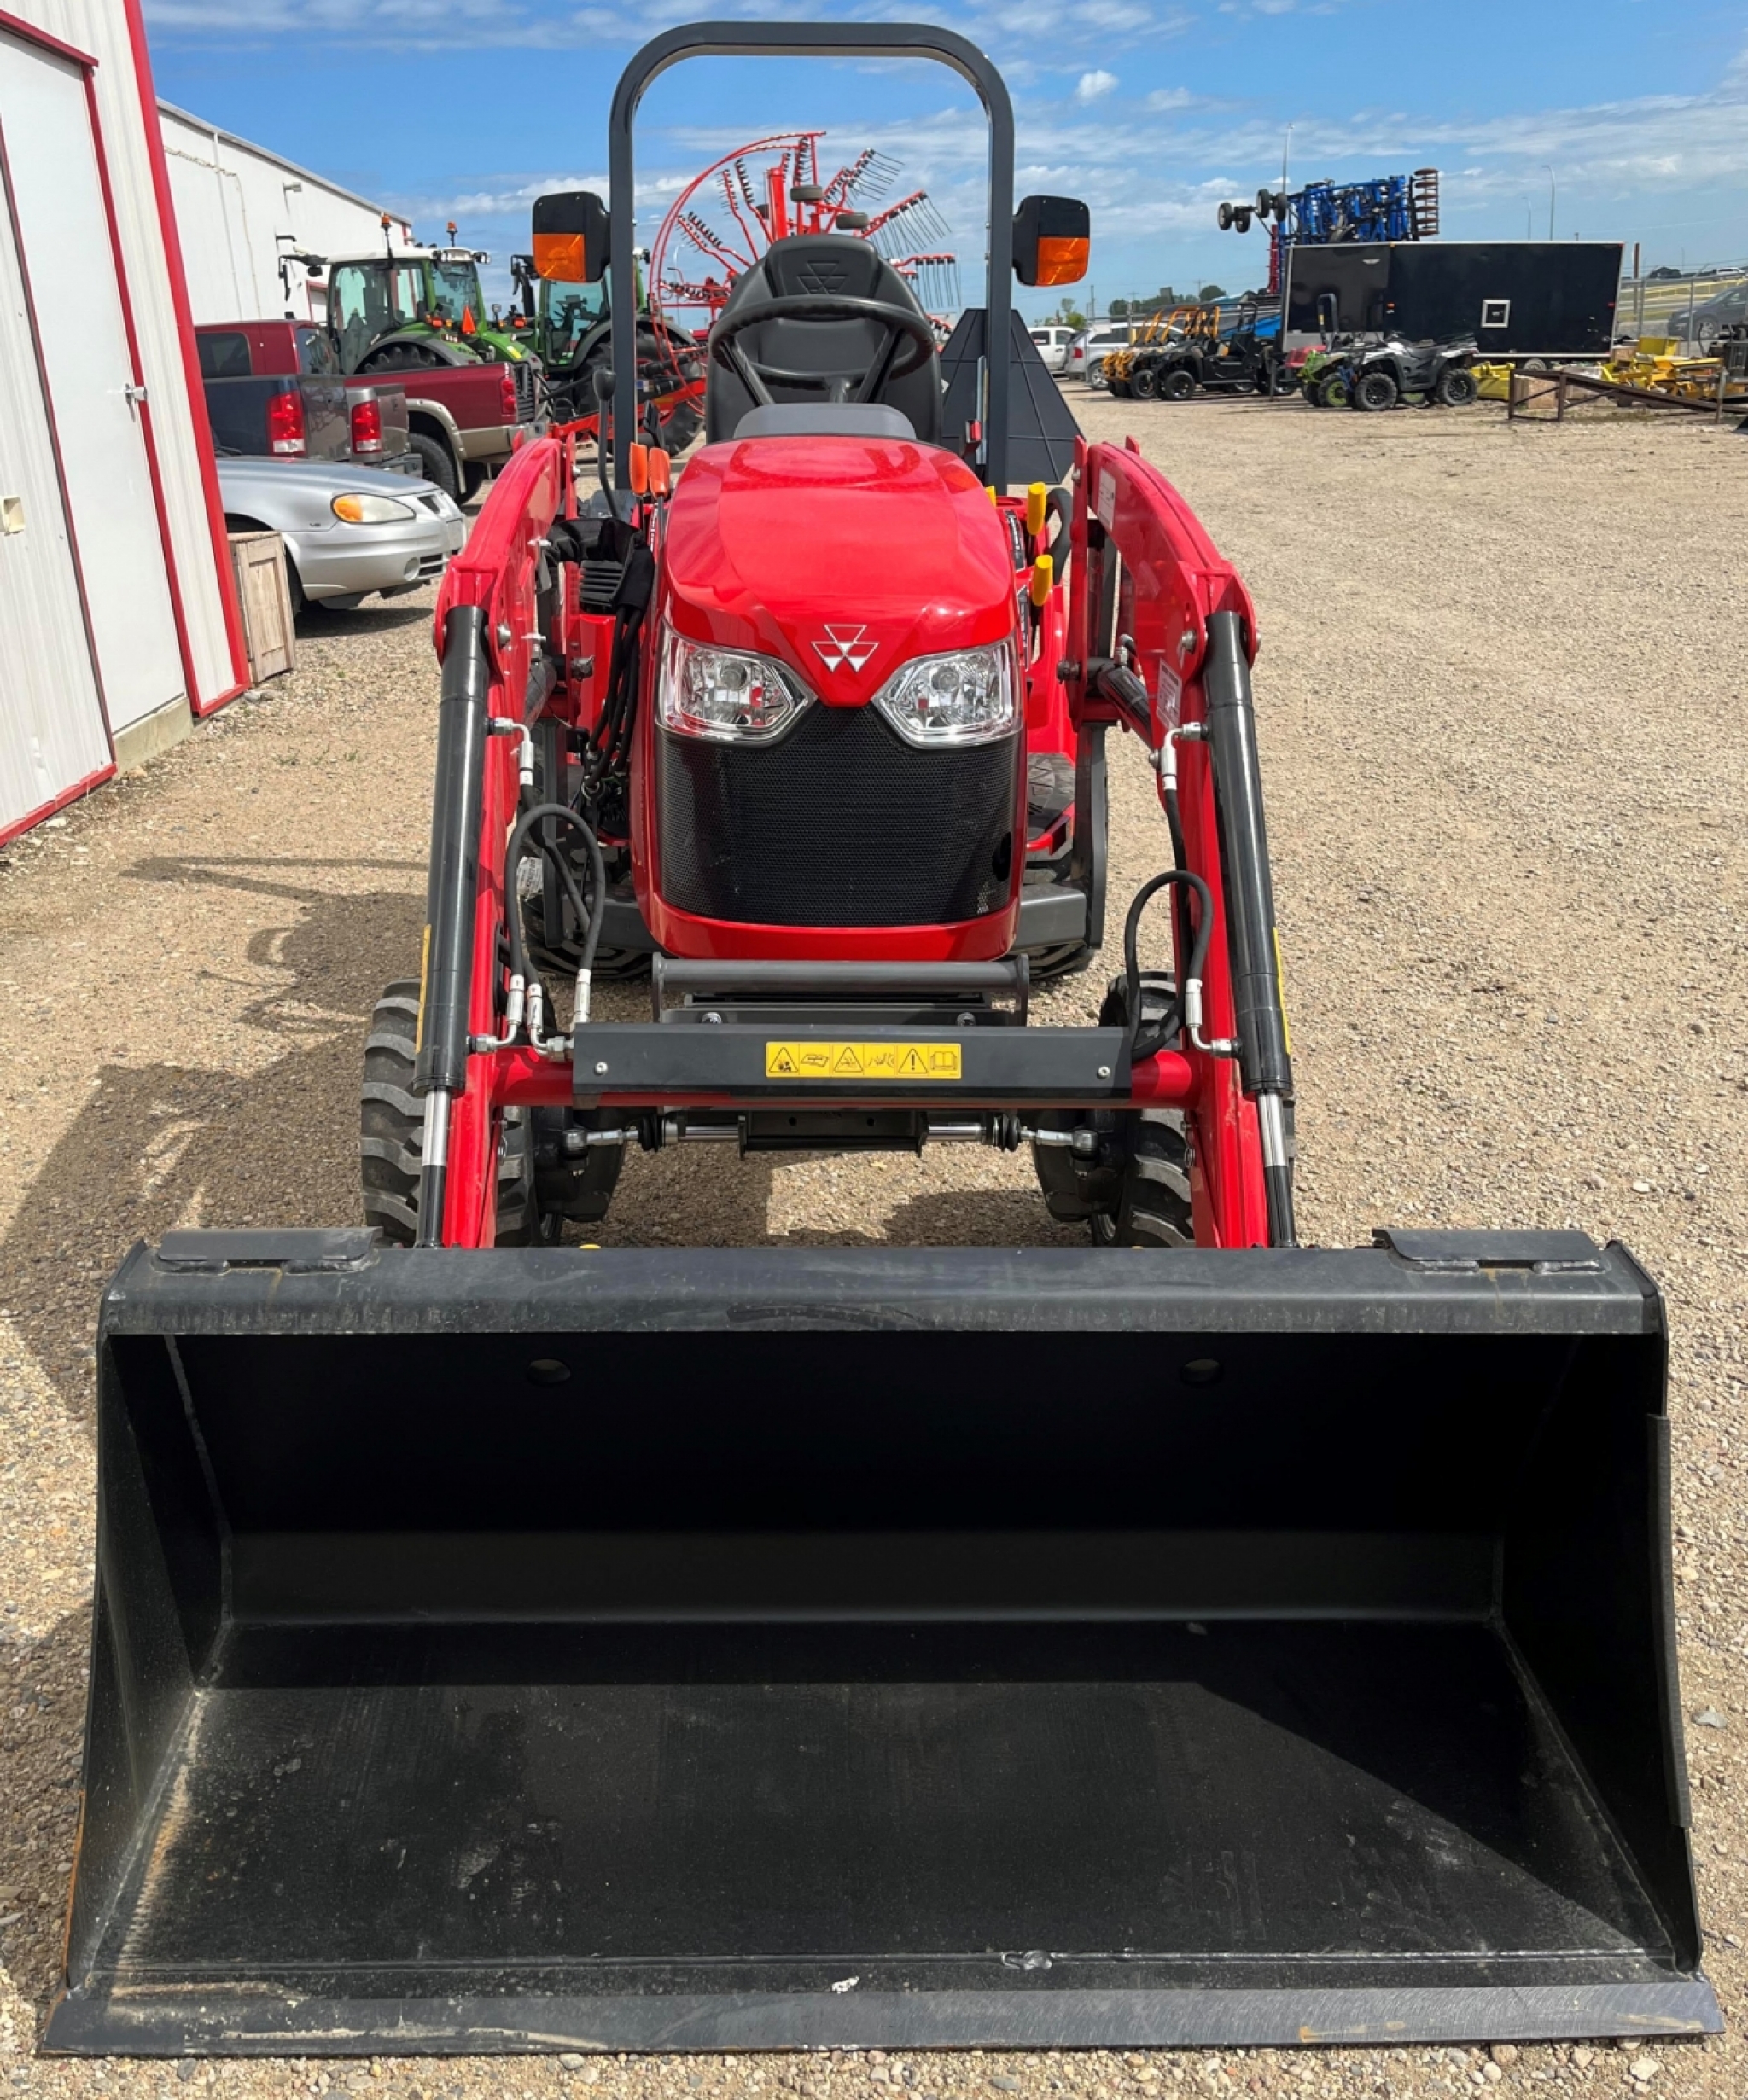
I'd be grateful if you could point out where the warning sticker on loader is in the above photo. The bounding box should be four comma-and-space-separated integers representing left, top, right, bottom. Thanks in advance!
765, 1042, 963, 1080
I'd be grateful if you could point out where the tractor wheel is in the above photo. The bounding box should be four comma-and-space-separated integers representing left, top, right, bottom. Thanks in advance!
582, 337, 704, 453
1131, 364, 1159, 401
1029, 975, 1193, 1245
461, 462, 490, 502
1092, 1109, 1193, 1247
359, 343, 448, 375
521, 886, 654, 982
405, 432, 461, 502
359, 980, 559, 1248
1353, 369, 1399, 411
1161, 367, 1197, 403
1318, 373, 1350, 408
1437, 367, 1480, 407
1093, 973, 1192, 1247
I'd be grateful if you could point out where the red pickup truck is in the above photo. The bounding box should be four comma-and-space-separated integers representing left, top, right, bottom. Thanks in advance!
195, 320, 543, 501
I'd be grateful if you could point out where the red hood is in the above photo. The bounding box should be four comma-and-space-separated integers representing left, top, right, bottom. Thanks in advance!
661, 435, 1017, 705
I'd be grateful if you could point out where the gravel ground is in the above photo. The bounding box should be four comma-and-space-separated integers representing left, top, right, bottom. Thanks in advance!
0, 393, 1744, 2099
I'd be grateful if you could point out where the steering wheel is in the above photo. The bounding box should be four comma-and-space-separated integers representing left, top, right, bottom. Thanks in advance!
708, 294, 938, 408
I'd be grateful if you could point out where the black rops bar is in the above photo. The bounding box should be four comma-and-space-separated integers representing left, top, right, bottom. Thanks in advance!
1202, 610, 1296, 1244
411, 605, 491, 1242
608, 23, 1015, 486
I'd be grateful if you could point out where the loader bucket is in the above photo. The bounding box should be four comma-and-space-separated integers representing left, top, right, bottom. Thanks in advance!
51, 1229, 1717, 2056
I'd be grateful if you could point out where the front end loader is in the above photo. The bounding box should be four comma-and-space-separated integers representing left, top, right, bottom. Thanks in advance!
52, 20, 1717, 2063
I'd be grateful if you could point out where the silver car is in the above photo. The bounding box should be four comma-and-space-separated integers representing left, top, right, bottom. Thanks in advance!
216, 457, 466, 614
1069, 323, 1138, 390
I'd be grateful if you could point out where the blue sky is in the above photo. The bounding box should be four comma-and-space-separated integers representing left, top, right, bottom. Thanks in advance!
145, 0, 1748, 319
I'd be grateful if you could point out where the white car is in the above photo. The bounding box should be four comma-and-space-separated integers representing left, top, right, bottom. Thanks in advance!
1068, 323, 1138, 390
217, 457, 466, 614
1028, 324, 1076, 375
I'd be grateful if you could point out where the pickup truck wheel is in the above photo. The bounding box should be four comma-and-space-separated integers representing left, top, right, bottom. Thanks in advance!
462, 462, 489, 502
406, 431, 460, 502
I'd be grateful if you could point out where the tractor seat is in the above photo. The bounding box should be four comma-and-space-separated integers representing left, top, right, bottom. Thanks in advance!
705, 235, 943, 447
734, 403, 916, 440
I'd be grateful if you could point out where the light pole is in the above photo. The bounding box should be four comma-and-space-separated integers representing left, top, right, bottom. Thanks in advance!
1281, 121, 1292, 197
1543, 166, 1555, 241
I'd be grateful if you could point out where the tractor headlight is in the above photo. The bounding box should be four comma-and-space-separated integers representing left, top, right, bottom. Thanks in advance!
871, 643, 1017, 748
331, 492, 417, 524
659, 630, 811, 744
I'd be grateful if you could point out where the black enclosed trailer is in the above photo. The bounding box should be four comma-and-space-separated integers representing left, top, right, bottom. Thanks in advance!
1283, 241, 1623, 358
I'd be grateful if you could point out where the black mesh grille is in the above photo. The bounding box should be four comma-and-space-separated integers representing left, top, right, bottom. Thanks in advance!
656, 703, 1018, 928
513, 362, 539, 419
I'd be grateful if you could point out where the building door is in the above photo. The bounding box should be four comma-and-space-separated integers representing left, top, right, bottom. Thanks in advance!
0, 59, 113, 836
0, 29, 185, 736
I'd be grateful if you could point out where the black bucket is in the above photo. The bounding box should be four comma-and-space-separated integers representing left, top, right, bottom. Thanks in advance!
48, 1230, 1717, 2054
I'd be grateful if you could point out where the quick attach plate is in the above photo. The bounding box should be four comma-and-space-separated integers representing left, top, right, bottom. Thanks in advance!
571, 1024, 1127, 1101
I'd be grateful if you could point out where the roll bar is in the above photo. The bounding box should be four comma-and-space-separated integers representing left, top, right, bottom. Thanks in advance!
609, 21, 1016, 485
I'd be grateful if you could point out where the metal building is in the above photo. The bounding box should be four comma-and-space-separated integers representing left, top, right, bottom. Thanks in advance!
159, 102, 415, 327
0, 0, 247, 843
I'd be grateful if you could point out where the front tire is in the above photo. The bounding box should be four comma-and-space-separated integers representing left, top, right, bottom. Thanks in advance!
1316, 373, 1349, 408
1354, 369, 1399, 411
1131, 363, 1159, 401
406, 430, 460, 502
359, 980, 559, 1247
1161, 367, 1197, 402
1436, 367, 1479, 406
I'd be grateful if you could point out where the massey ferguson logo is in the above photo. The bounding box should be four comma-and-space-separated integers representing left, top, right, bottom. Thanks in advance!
796, 260, 848, 294
813, 625, 878, 673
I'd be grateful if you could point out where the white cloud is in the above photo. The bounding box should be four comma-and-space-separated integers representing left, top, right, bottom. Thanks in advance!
1075, 69, 1119, 104
1145, 88, 1195, 112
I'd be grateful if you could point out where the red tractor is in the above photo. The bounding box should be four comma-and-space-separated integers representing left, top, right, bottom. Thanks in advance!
60, 20, 1712, 2066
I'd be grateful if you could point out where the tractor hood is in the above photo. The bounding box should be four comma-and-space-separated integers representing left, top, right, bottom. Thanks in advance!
661, 436, 1017, 705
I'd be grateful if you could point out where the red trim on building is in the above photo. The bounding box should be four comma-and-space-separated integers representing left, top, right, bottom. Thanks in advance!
120, 0, 251, 710
79, 63, 210, 726
0, 9, 96, 67
0, 763, 118, 853
0, 83, 117, 759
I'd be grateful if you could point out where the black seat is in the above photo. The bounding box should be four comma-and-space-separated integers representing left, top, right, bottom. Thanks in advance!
705, 235, 943, 445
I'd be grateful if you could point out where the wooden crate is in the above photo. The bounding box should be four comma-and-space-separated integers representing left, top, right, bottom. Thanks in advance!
227, 530, 296, 682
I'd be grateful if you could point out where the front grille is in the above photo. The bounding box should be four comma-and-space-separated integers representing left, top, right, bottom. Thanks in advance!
513, 362, 540, 419
656, 703, 1018, 928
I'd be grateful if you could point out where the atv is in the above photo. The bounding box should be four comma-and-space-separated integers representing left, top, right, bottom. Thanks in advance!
1343, 331, 1480, 410
1135, 302, 1285, 400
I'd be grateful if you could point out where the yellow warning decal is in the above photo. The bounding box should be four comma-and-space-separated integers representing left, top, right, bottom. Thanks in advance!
766, 1041, 963, 1081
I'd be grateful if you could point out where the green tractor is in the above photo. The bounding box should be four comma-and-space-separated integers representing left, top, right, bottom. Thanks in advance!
329, 226, 537, 376
509, 248, 705, 451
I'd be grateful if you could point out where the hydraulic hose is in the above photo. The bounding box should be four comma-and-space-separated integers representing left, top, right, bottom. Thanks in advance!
505, 802, 607, 1037
1122, 867, 1213, 1065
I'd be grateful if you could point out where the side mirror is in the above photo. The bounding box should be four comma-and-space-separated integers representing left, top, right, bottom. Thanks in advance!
531, 191, 609, 283
1013, 195, 1090, 287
